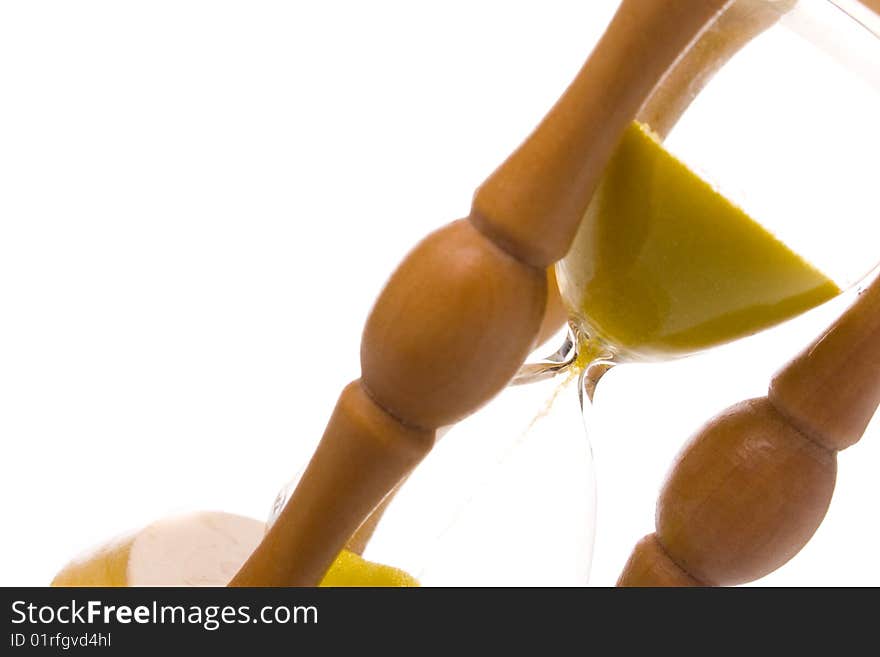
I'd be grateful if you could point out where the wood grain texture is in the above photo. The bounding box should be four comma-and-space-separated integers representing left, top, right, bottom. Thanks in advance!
656, 398, 837, 586
362, 219, 546, 429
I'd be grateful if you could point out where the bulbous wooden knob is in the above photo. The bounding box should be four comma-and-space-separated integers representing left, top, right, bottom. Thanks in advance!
362, 219, 546, 429
656, 398, 837, 586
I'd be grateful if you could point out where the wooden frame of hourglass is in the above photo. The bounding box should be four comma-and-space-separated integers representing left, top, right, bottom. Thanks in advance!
231, 0, 880, 587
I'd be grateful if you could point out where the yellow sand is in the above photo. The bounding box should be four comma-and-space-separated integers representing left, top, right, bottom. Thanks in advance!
320, 550, 419, 587
556, 122, 839, 360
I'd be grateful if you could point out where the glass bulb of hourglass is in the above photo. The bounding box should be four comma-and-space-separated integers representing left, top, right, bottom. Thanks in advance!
559, 0, 880, 365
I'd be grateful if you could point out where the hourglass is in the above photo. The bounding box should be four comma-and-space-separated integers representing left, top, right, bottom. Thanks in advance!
289, 0, 878, 586
232, 0, 880, 587
52, 0, 880, 587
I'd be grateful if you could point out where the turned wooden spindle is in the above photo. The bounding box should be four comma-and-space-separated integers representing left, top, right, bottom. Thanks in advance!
619, 273, 880, 587
231, 0, 731, 586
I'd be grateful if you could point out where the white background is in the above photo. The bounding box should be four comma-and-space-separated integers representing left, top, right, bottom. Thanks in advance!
2, 0, 879, 586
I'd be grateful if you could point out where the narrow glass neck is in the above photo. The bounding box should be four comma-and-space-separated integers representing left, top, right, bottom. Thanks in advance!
572, 326, 617, 405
